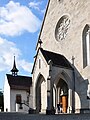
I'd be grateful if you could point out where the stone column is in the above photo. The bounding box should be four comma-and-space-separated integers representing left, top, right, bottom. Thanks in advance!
47, 76, 52, 111
57, 88, 60, 104
55, 88, 58, 113
33, 83, 36, 110
16, 103, 19, 112
68, 89, 72, 113
46, 60, 54, 114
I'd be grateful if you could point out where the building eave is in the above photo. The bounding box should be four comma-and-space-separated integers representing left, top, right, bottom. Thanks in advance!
36, 0, 50, 50
31, 48, 41, 74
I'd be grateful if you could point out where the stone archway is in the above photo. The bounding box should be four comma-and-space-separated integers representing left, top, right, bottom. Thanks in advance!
53, 70, 74, 114
35, 74, 46, 113
56, 78, 68, 113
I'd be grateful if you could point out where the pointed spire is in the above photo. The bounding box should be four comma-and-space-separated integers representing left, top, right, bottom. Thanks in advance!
11, 56, 19, 76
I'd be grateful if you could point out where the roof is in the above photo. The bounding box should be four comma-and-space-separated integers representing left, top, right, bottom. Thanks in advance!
40, 48, 72, 69
32, 48, 73, 73
6, 74, 32, 90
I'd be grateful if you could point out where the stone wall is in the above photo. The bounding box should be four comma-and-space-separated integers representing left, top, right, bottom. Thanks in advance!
37, 0, 90, 112
40, 0, 90, 77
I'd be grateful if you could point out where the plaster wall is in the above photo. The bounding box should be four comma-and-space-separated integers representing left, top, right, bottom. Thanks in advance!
4, 77, 10, 112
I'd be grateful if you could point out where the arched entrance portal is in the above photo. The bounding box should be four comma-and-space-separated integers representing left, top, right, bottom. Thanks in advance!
35, 74, 46, 113
56, 79, 68, 113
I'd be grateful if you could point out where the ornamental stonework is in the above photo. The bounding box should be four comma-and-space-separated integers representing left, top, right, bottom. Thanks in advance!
55, 16, 70, 41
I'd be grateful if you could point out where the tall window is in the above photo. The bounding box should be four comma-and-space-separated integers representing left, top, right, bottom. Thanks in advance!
83, 25, 90, 68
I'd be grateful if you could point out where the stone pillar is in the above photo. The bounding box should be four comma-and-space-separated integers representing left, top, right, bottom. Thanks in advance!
33, 83, 36, 110
46, 60, 54, 114
16, 103, 19, 112
46, 77, 55, 115
57, 88, 60, 104
68, 89, 72, 113
46, 76, 52, 114
56, 88, 59, 114
56, 88, 58, 107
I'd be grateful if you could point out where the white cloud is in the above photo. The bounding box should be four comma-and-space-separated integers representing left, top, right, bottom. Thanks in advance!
41, 8, 46, 14
0, 1, 41, 36
29, 1, 46, 14
29, 1, 41, 10
19, 59, 33, 73
0, 37, 33, 73
0, 37, 20, 71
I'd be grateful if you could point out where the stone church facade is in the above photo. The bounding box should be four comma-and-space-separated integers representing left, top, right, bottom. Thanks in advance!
32, 0, 90, 114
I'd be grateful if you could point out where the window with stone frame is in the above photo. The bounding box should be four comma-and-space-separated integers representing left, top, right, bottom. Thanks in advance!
16, 94, 22, 104
82, 24, 90, 68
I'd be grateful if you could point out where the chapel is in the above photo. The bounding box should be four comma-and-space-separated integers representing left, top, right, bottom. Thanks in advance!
4, 56, 32, 112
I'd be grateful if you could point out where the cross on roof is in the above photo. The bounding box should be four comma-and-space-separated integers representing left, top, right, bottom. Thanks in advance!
71, 56, 75, 65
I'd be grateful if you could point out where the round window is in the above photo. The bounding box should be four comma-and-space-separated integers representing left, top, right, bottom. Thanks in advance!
55, 15, 70, 41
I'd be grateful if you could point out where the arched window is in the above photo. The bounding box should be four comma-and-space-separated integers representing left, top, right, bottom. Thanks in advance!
83, 24, 90, 68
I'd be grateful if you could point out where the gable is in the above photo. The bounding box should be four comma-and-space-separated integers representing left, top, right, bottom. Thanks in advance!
32, 48, 73, 74
40, 48, 72, 69
32, 48, 48, 74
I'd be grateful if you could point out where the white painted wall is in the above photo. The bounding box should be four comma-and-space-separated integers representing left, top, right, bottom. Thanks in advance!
10, 89, 29, 113
4, 76, 10, 112
4, 76, 30, 113
32, 51, 49, 110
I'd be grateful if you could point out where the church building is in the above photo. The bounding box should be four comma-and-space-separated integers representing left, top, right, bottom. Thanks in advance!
4, 56, 32, 112
32, 0, 90, 114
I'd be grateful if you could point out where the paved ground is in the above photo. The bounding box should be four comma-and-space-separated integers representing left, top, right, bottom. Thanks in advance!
0, 113, 90, 120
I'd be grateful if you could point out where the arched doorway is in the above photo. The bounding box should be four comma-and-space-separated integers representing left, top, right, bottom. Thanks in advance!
35, 74, 46, 113
56, 79, 68, 113
36, 84, 41, 112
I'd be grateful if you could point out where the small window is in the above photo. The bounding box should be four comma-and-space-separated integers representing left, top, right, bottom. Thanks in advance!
16, 94, 22, 104
39, 59, 41, 69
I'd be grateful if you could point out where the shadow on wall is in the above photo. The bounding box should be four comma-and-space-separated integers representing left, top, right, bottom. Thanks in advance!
73, 65, 89, 113
53, 63, 89, 114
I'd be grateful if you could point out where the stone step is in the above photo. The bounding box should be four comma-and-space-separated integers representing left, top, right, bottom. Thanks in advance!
0, 112, 90, 120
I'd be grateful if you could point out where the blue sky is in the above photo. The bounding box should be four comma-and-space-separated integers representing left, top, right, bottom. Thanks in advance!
0, 0, 48, 90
